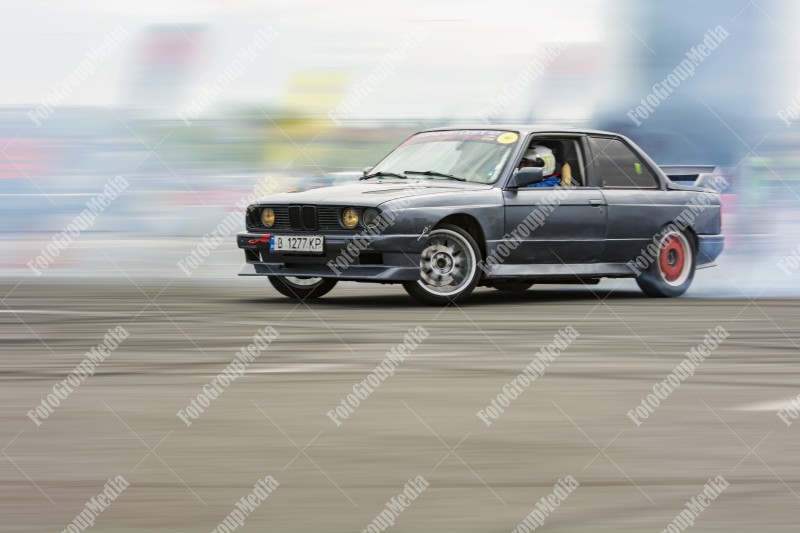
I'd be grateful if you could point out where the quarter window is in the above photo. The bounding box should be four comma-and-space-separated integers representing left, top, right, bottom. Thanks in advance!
589, 137, 658, 188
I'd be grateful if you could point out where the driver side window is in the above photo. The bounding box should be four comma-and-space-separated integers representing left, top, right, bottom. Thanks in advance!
519, 137, 586, 187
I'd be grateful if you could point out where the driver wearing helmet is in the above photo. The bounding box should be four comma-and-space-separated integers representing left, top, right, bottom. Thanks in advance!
518, 145, 561, 187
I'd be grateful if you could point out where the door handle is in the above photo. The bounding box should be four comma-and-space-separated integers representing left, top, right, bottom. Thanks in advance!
588, 199, 605, 206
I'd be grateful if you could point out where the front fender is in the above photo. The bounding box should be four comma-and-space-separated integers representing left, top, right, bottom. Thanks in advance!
379, 189, 505, 242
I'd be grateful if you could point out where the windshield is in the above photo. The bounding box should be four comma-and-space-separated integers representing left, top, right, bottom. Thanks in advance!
369, 130, 520, 184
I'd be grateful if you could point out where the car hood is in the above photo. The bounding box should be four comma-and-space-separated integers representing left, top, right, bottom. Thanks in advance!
255, 180, 494, 206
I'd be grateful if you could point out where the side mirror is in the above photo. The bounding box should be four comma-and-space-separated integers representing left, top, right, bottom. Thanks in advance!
507, 167, 544, 188
362, 166, 374, 177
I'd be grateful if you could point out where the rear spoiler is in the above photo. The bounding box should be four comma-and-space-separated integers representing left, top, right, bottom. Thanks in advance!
659, 165, 723, 189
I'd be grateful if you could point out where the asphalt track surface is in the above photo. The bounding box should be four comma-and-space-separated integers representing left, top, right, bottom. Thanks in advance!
1, 279, 799, 532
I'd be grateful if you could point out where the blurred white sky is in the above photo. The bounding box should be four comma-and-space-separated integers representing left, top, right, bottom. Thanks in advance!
2, 0, 606, 119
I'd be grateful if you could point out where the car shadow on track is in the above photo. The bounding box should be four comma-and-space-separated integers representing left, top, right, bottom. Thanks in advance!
233, 285, 649, 308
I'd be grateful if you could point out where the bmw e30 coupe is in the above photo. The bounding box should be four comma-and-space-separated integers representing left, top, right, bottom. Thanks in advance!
237, 127, 724, 305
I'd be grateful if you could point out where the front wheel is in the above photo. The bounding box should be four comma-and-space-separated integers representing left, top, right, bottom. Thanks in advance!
268, 276, 338, 300
403, 224, 482, 305
635, 228, 696, 297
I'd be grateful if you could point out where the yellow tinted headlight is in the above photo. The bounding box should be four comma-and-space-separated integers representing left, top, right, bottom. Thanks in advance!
261, 208, 275, 227
342, 207, 359, 229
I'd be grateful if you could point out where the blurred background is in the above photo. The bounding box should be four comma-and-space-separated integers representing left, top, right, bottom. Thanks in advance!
4, 5, 800, 532
2, 0, 800, 294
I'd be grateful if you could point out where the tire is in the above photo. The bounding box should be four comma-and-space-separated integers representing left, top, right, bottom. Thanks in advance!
403, 224, 482, 305
493, 281, 534, 292
635, 227, 696, 297
268, 276, 338, 300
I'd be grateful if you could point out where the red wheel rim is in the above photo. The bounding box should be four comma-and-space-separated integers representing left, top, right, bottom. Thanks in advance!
659, 235, 685, 283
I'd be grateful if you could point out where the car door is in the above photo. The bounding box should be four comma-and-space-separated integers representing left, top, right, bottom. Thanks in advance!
586, 135, 673, 263
502, 135, 607, 265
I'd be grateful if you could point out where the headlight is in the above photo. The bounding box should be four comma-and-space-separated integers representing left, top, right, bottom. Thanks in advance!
363, 208, 381, 227
261, 208, 275, 227
342, 207, 359, 229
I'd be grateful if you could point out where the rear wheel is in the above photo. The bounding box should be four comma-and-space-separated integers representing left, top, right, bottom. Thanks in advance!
268, 276, 338, 300
403, 224, 481, 305
636, 228, 695, 297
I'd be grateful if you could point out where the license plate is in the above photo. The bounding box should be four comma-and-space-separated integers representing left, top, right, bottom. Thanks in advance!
270, 235, 324, 253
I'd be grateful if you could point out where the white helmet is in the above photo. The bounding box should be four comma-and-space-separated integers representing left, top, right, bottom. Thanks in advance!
522, 145, 556, 177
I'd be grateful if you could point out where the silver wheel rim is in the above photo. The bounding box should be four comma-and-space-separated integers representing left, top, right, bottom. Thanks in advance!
657, 231, 692, 287
417, 229, 476, 296
284, 276, 323, 287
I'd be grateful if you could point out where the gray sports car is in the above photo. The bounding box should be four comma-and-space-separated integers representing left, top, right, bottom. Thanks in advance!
237, 126, 724, 305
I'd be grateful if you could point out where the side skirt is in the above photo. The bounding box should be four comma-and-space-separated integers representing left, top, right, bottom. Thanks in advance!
489, 262, 635, 279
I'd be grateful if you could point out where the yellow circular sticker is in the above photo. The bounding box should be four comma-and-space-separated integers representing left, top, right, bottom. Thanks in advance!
496, 132, 519, 144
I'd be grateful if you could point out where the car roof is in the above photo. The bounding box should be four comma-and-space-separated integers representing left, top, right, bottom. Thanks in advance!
419, 124, 618, 136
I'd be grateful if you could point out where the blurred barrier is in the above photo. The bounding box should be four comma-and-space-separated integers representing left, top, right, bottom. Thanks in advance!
0, 112, 798, 299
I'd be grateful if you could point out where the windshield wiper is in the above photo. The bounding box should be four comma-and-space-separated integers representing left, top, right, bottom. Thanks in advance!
360, 171, 407, 180
404, 170, 466, 181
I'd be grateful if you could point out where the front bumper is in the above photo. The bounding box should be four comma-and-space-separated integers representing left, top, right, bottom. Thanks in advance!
696, 234, 724, 268
236, 232, 424, 282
